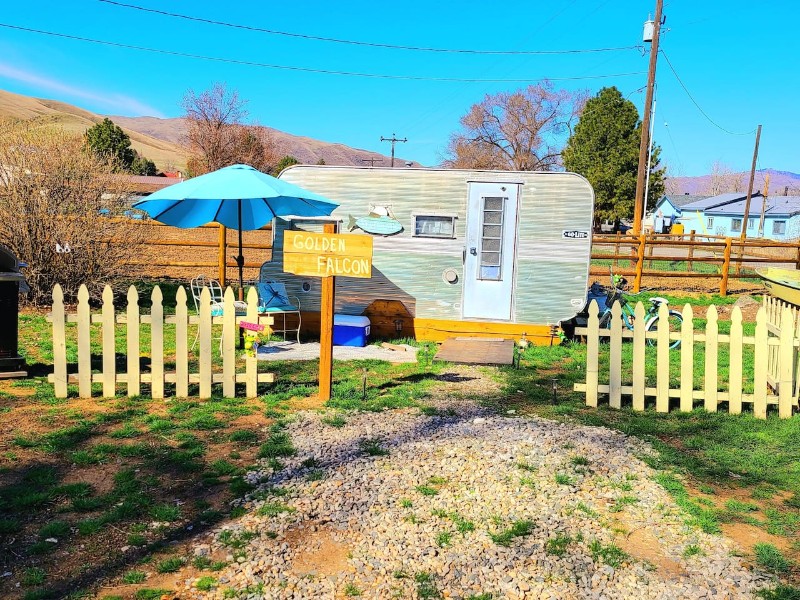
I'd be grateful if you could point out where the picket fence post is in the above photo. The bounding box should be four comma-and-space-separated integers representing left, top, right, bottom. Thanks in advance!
102, 286, 116, 398
199, 287, 212, 400
245, 287, 259, 398
127, 286, 140, 397
704, 306, 719, 412
77, 285, 91, 399
656, 303, 670, 412
609, 301, 622, 409
175, 286, 189, 398
222, 287, 236, 398
779, 307, 795, 418
52, 285, 68, 399
753, 308, 768, 419
679, 304, 694, 412
151, 286, 164, 399
585, 301, 599, 408
632, 302, 646, 411
728, 306, 743, 414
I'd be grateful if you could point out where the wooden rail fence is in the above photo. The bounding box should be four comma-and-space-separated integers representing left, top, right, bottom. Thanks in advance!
592, 232, 800, 294
573, 297, 799, 419
49, 284, 275, 400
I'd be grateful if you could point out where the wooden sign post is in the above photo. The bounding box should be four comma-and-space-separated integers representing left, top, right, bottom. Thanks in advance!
283, 227, 373, 401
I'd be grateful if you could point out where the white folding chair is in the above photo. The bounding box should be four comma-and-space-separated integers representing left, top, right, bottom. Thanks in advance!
189, 275, 248, 350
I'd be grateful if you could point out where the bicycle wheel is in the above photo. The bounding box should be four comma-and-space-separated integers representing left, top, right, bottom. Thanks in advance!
646, 310, 683, 349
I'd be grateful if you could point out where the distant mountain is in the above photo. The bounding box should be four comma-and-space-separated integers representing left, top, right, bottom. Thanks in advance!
108, 114, 419, 169
667, 169, 800, 196
0, 89, 188, 170
0, 88, 419, 172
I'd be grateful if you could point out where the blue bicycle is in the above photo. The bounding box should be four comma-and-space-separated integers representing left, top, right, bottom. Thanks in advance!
593, 274, 683, 349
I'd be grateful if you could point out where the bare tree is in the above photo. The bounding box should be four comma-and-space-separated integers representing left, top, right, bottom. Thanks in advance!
443, 81, 587, 171
0, 120, 143, 305
182, 83, 280, 175
703, 161, 744, 195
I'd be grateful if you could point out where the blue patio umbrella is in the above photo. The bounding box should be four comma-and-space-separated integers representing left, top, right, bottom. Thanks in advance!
133, 164, 338, 296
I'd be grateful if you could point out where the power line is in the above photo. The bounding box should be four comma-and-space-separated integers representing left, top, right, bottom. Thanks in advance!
660, 49, 756, 136
0, 23, 646, 83
98, 0, 639, 56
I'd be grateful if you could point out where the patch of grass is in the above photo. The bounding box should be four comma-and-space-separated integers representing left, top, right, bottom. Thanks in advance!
754, 542, 792, 573
257, 431, 295, 459
555, 473, 574, 486
39, 520, 71, 539
653, 473, 721, 534
575, 502, 598, 517
343, 583, 362, 596
358, 438, 389, 456
77, 519, 103, 536
228, 429, 258, 444
414, 571, 441, 599
127, 533, 147, 546
589, 539, 628, 568
256, 502, 296, 517
218, 529, 257, 549
22, 567, 46, 586
122, 571, 147, 584
150, 504, 181, 522
435, 531, 452, 547
109, 423, 141, 438
516, 461, 537, 472
489, 519, 534, 547
757, 585, 800, 600
683, 544, 703, 558
415, 485, 438, 497
427, 476, 448, 485
725, 499, 759, 513
609, 496, 639, 513
399, 498, 413, 508
321, 414, 346, 428
466, 595, 493, 600
545, 533, 574, 556
570, 455, 590, 466
195, 576, 217, 591
0, 518, 22, 534
155, 556, 184, 574
305, 468, 325, 481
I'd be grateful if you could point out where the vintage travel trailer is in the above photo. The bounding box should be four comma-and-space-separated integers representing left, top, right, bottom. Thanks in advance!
262, 166, 595, 343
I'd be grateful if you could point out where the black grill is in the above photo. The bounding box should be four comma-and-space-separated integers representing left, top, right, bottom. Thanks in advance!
0, 245, 27, 372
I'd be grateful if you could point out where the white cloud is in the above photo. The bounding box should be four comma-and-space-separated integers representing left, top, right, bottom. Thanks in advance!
0, 62, 164, 117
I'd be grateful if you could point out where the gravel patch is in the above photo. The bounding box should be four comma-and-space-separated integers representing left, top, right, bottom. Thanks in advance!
174, 367, 770, 599
257, 341, 419, 363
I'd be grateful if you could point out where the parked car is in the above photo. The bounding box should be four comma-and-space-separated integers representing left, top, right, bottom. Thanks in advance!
599, 219, 632, 234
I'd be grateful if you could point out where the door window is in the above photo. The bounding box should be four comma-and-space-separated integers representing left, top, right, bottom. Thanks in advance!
479, 196, 505, 280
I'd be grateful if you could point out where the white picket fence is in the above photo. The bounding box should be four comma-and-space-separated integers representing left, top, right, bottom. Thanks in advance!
49, 284, 275, 400
573, 297, 799, 419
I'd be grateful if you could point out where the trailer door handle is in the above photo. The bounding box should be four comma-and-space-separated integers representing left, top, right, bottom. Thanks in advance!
469, 247, 477, 256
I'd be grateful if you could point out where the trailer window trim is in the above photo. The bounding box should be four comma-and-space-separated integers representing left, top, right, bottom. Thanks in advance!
412, 213, 457, 239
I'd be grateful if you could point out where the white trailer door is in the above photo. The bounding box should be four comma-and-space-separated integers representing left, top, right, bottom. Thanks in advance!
462, 182, 519, 320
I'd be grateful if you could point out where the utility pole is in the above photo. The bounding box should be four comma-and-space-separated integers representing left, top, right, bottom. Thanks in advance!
632, 0, 664, 235
740, 124, 762, 241
380, 133, 407, 167
361, 157, 382, 167
758, 172, 771, 237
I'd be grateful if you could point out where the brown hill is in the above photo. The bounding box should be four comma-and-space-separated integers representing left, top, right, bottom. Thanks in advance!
0, 88, 419, 172
0, 89, 188, 171
107, 115, 419, 168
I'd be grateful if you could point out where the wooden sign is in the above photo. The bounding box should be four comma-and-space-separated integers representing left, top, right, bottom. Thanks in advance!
283, 231, 373, 279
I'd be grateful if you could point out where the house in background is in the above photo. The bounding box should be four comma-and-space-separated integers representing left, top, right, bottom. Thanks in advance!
651, 194, 711, 221
703, 195, 800, 240
676, 192, 762, 235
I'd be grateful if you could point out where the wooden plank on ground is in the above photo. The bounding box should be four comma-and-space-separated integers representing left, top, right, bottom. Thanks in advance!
434, 338, 515, 366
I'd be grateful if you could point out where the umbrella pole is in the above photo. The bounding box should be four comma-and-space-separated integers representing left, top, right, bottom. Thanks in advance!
237, 200, 245, 302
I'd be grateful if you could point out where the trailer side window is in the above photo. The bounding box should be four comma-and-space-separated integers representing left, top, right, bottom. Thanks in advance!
412, 214, 456, 238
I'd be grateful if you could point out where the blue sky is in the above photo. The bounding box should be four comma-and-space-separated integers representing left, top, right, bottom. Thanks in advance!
0, 1, 797, 176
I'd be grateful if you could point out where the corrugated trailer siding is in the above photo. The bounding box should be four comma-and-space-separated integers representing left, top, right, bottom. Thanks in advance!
273, 166, 593, 325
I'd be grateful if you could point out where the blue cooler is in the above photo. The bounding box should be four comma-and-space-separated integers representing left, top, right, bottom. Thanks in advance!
333, 314, 371, 347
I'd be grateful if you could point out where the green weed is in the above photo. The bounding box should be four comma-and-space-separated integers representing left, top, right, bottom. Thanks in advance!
754, 543, 792, 573
490, 520, 534, 547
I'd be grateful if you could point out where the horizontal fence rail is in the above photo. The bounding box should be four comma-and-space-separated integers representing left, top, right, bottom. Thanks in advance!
591, 232, 800, 294
49, 284, 275, 400
573, 298, 799, 419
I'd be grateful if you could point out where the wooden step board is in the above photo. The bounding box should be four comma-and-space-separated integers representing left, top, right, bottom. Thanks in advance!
434, 337, 515, 366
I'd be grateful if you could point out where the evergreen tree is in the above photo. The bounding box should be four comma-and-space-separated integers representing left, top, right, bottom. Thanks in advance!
85, 118, 135, 170
562, 87, 665, 226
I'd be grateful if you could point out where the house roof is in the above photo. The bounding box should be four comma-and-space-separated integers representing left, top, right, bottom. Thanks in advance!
657, 194, 710, 210
706, 196, 800, 218
116, 174, 183, 194
680, 192, 760, 211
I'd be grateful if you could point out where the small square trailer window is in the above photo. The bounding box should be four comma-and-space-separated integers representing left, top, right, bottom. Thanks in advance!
413, 214, 456, 238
